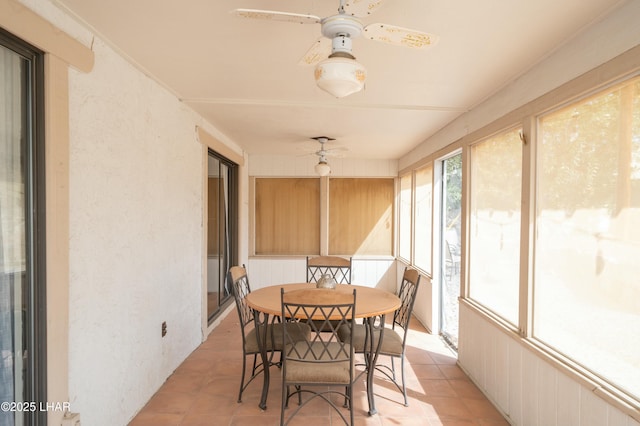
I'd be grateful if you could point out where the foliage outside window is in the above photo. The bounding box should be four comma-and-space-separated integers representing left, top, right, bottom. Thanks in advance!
398, 173, 412, 261
468, 128, 522, 325
534, 76, 640, 401
414, 165, 433, 274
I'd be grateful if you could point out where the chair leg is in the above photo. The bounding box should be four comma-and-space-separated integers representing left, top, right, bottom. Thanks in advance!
390, 356, 397, 380
280, 383, 287, 426
238, 353, 247, 403
343, 386, 349, 408
400, 354, 408, 406
251, 353, 259, 375
348, 384, 354, 426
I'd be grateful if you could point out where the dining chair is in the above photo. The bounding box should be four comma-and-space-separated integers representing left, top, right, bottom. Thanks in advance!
228, 265, 310, 404
280, 288, 357, 426
445, 240, 461, 278
306, 256, 352, 284
338, 267, 421, 406
306, 256, 353, 332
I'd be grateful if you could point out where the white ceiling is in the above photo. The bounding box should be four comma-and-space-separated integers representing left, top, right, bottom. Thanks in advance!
54, 0, 625, 160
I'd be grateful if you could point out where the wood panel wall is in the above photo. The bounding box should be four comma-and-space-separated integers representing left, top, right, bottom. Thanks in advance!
255, 178, 320, 255
329, 178, 394, 255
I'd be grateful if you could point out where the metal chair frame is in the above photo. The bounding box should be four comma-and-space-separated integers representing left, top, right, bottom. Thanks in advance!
280, 288, 357, 426
341, 267, 421, 406
306, 256, 352, 284
228, 265, 281, 403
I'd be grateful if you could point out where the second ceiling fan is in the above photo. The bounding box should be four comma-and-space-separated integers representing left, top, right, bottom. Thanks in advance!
231, 0, 439, 98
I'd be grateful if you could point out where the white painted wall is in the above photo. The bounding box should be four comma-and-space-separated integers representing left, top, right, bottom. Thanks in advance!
401, 1, 640, 424
13, 1, 242, 424
459, 305, 640, 426
247, 256, 397, 292
66, 36, 207, 425
249, 153, 398, 177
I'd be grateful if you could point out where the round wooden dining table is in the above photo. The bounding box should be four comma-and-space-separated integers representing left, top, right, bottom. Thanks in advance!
247, 283, 400, 318
246, 283, 401, 415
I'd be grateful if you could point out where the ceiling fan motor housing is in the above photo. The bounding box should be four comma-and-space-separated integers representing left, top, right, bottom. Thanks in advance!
321, 15, 363, 39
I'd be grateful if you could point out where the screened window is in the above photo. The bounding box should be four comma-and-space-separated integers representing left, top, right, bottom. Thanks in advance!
468, 128, 522, 325
398, 173, 412, 261
414, 165, 433, 274
534, 75, 640, 400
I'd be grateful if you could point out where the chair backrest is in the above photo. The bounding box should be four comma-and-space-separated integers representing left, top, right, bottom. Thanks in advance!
393, 267, 421, 339
306, 256, 352, 284
228, 265, 253, 331
281, 288, 356, 366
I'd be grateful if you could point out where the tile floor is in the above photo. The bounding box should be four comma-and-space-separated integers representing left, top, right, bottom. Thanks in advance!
129, 312, 509, 426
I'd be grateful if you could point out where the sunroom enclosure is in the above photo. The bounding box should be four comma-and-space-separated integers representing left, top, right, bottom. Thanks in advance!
0, 0, 639, 425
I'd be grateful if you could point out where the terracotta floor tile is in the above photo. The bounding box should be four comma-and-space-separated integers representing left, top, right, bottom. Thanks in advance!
128, 312, 508, 426
426, 417, 476, 426
141, 390, 196, 415
461, 398, 506, 420
412, 364, 446, 379
425, 396, 474, 420
448, 379, 485, 400
180, 413, 231, 426
438, 365, 468, 380
127, 412, 183, 426
416, 378, 458, 399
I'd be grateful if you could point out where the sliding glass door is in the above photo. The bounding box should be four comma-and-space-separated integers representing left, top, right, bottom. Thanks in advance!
207, 151, 237, 322
439, 153, 462, 349
0, 29, 46, 426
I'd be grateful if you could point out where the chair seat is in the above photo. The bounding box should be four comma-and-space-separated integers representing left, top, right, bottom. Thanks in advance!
284, 342, 352, 384
245, 322, 310, 353
337, 323, 403, 356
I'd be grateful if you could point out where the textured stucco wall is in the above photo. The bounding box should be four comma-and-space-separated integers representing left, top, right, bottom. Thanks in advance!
67, 34, 205, 426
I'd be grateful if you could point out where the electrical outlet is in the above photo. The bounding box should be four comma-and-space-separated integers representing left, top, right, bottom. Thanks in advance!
161, 321, 167, 337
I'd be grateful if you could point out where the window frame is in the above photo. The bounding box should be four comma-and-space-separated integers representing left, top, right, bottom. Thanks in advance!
413, 163, 434, 275
397, 172, 413, 262
467, 126, 523, 326
206, 149, 238, 323
0, 27, 48, 426
530, 74, 640, 403
398, 47, 640, 418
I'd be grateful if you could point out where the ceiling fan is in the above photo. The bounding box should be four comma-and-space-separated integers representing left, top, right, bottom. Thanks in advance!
308, 136, 347, 176
231, 0, 438, 98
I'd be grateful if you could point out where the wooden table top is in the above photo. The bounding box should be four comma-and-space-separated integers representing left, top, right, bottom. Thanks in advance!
246, 283, 401, 318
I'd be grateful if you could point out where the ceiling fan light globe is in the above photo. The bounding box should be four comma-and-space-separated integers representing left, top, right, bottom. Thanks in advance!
314, 57, 366, 98
315, 161, 331, 176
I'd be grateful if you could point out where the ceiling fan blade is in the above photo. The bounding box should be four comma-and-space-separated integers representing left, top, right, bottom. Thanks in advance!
363, 23, 439, 49
231, 9, 321, 24
322, 147, 349, 158
298, 38, 332, 66
344, 0, 386, 17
